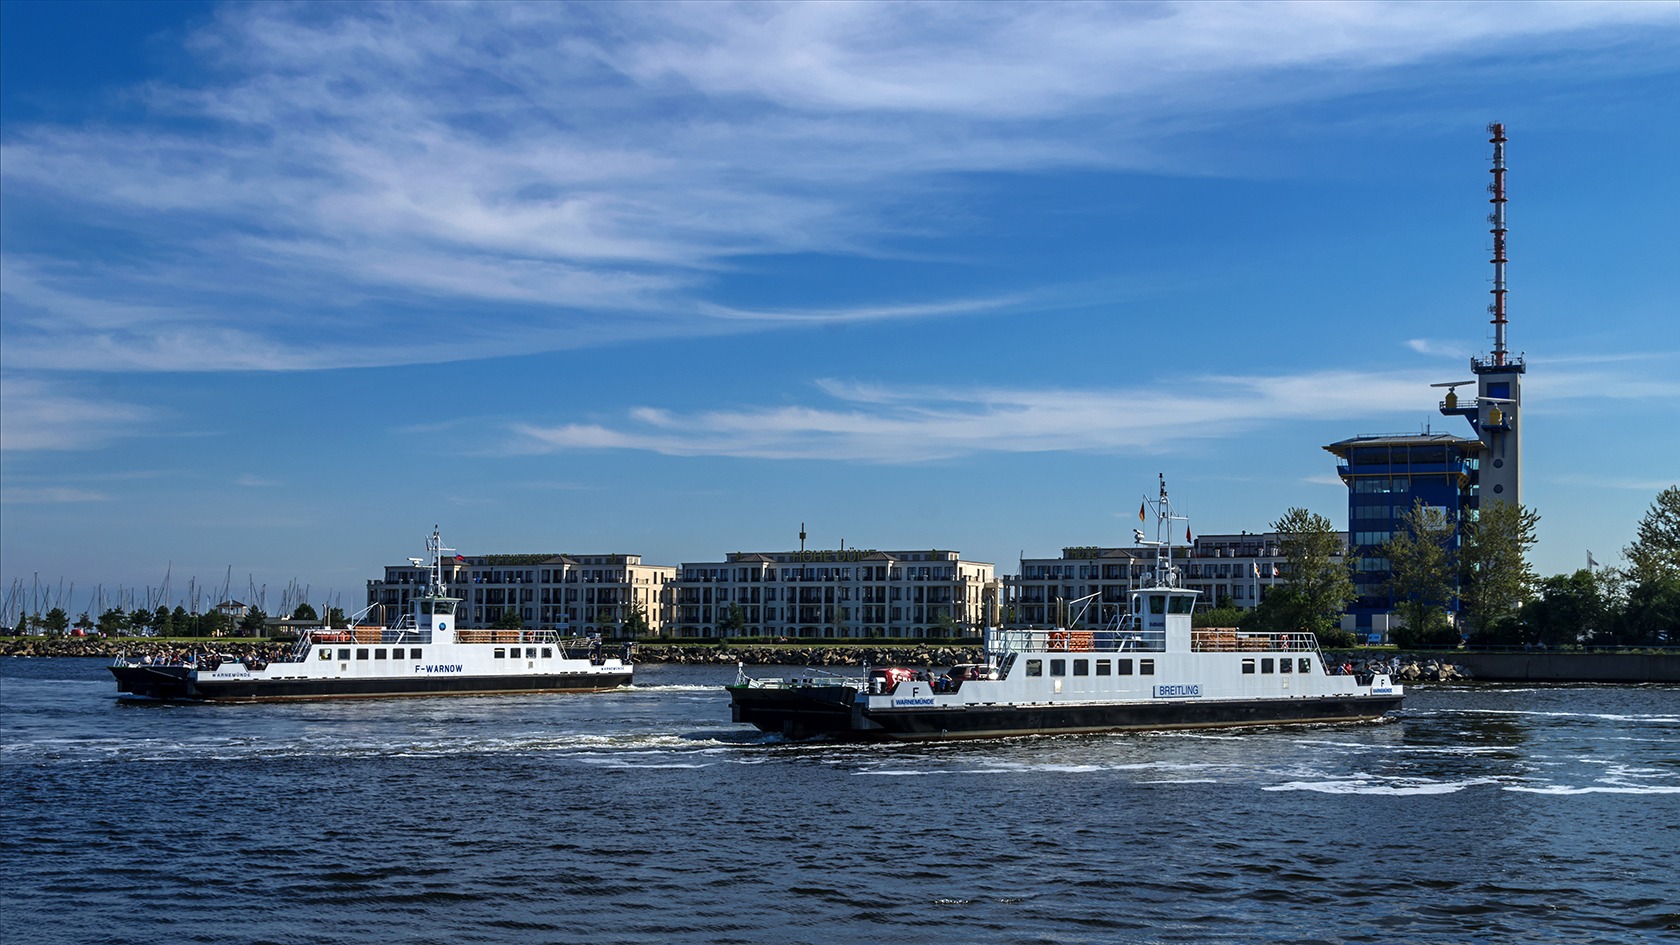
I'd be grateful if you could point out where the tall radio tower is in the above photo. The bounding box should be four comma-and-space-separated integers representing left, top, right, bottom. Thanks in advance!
1439, 122, 1524, 509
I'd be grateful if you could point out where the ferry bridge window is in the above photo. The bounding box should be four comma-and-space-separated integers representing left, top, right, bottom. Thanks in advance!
1169, 596, 1193, 615
1096, 660, 1111, 676
1139, 659, 1155, 675
1026, 660, 1043, 677
356, 649, 369, 660
1073, 659, 1089, 676
1262, 658, 1274, 674
1298, 658, 1311, 673
318, 649, 331, 661
375, 649, 387, 660
1242, 659, 1256, 674
1150, 595, 1166, 614
338, 649, 351, 660
1050, 660, 1066, 676
494, 648, 506, 658
1117, 659, 1133, 675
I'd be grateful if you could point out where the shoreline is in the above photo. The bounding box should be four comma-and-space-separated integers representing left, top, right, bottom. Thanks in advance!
5, 637, 1673, 682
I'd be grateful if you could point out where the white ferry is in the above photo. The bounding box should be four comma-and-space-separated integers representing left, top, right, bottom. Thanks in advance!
110, 530, 632, 701
729, 478, 1402, 740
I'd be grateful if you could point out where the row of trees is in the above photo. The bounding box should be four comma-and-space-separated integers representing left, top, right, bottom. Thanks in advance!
1231, 486, 1678, 648
12, 602, 346, 638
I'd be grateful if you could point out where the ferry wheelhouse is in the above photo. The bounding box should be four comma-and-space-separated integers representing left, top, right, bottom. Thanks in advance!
110, 530, 632, 701
729, 477, 1401, 740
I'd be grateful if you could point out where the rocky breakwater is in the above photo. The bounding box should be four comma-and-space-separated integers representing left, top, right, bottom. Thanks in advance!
1333, 653, 1474, 682
0, 636, 292, 663
635, 644, 985, 667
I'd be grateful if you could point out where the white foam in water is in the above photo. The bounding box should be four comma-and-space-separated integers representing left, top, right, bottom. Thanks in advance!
1264, 775, 1505, 795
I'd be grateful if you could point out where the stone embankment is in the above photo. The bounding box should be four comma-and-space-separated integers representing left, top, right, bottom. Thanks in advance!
0, 637, 291, 662
1329, 653, 1474, 682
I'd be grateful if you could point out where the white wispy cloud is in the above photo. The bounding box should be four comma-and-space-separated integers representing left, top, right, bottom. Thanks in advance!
236, 475, 282, 487
0, 378, 158, 451
1406, 338, 1472, 359
511, 369, 1435, 462
509, 361, 1680, 463
0, 487, 113, 504
2, 2, 1670, 372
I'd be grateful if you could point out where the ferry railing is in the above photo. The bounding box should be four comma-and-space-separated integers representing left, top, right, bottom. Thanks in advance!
988, 628, 1166, 654
1191, 630, 1320, 653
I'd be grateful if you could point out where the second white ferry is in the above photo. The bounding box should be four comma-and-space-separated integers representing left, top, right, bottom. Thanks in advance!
110, 530, 633, 701
729, 477, 1402, 740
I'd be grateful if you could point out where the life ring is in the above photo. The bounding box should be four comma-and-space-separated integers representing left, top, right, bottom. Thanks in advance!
1048, 631, 1068, 651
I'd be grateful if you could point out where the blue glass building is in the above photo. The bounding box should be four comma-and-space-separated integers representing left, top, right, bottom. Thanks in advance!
1323, 433, 1480, 642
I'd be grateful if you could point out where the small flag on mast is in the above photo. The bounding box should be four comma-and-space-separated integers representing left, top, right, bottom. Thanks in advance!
1138, 502, 1147, 522
1587, 550, 1598, 569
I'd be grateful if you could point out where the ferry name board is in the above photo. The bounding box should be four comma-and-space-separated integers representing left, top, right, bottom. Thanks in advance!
1153, 684, 1202, 699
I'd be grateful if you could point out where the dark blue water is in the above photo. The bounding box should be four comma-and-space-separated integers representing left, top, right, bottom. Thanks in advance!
3, 658, 1676, 944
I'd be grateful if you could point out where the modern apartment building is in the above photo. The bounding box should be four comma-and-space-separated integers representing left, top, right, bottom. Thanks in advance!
1006, 531, 1346, 629
671, 548, 998, 639
367, 553, 675, 637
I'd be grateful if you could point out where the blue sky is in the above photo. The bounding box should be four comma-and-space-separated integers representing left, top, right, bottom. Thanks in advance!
3, 1, 1676, 618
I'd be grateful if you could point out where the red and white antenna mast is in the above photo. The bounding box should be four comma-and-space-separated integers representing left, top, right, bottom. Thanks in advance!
1487, 122, 1508, 366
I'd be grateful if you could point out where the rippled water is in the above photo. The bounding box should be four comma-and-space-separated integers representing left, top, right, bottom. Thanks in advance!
3, 658, 1676, 944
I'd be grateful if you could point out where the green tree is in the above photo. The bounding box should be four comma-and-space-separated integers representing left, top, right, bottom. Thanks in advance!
1458, 501, 1541, 637
239, 607, 267, 635
492, 608, 525, 630
933, 610, 962, 639
1623, 485, 1680, 586
1270, 507, 1358, 643
172, 605, 192, 637
623, 601, 652, 639
1618, 573, 1678, 645
1519, 570, 1611, 646
97, 608, 130, 636
129, 608, 154, 635
76, 612, 92, 632
291, 603, 319, 621
198, 610, 229, 637
1191, 604, 1245, 628
153, 605, 173, 638
327, 607, 347, 629
1384, 500, 1459, 647
44, 607, 70, 635
717, 602, 747, 638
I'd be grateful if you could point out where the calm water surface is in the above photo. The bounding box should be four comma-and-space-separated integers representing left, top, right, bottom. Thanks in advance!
3, 658, 1676, 944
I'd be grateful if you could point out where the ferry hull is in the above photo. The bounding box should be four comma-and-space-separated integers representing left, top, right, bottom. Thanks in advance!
111, 665, 631, 702
728, 685, 860, 738
728, 686, 1401, 741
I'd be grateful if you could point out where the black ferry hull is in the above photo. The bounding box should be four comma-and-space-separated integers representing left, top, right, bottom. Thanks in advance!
111, 665, 632, 702
728, 686, 1402, 741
